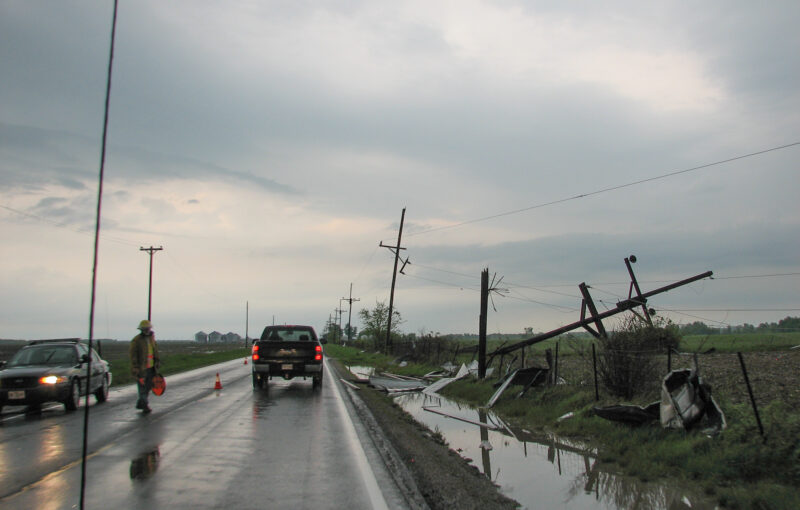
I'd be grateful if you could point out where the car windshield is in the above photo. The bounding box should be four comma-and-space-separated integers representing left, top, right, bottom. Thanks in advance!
8, 345, 78, 367
262, 327, 315, 342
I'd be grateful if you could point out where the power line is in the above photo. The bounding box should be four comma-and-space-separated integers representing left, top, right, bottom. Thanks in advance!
405, 141, 800, 237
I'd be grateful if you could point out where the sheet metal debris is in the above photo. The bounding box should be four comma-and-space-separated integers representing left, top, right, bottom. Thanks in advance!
422, 406, 502, 430
661, 369, 726, 434
593, 369, 727, 435
487, 366, 550, 407
368, 374, 427, 393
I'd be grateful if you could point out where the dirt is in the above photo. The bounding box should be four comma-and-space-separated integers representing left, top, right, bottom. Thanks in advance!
329, 358, 520, 510
558, 349, 800, 408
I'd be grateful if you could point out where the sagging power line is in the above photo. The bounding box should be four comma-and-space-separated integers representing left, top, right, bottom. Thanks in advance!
405, 141, 800, 238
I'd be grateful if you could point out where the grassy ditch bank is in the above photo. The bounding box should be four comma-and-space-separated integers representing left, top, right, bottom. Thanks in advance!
327, 343, 800, 510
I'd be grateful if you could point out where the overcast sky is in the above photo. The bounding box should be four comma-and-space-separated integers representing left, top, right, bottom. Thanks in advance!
1, 1, 798, 341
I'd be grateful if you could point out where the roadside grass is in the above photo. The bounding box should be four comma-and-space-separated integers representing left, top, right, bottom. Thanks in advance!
324, 344, 440, 378
95, 341, 248, 386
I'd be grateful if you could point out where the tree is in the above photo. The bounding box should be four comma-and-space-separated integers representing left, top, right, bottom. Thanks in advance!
358, 300, 403, 352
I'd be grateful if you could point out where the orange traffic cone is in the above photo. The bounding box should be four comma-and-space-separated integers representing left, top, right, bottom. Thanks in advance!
214, 372, 223, 390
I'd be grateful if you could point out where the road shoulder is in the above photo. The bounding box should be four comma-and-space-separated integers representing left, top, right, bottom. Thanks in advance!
328, 359, 519, 510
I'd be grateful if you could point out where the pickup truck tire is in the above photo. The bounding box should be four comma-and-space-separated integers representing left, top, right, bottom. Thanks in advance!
312, 374, 322, 390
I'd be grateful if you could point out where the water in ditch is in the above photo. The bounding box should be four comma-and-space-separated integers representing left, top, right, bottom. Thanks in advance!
348, 367, 716, 510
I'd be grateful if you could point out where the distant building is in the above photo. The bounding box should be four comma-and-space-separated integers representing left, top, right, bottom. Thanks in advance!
195, 331, 208, 343
223, 332, 242, 343
208, 331, 222, 343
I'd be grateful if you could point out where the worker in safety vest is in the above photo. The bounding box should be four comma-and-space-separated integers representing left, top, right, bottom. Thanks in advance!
130, 319, 160, 413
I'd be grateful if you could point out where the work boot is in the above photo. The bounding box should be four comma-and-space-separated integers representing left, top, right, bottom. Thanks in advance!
141, 405, 152, 414
135, 400, 144, 409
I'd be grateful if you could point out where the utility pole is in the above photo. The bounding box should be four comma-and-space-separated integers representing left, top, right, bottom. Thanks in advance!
342, 283, 360, 343
379, 207, 408, 353
139, 246, 163, 321
245, 301, 249, 348
336, 302, 345, 344
478, 268, 489, 379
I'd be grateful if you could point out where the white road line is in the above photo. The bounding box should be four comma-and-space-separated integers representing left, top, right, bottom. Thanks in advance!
325, 359, 390, 510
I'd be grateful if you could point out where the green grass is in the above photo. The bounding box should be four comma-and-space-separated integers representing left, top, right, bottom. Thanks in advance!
324, 344, 442, 378
679, 332, 800, 353
110, 348, 249, 386
91, 340, 249, 387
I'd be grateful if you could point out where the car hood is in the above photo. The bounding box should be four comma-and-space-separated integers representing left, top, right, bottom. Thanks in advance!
0, 366, 73, 378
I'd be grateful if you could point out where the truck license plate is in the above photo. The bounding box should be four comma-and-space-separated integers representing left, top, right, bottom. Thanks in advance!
281, 364, 293, 371
9, 390, 25, 399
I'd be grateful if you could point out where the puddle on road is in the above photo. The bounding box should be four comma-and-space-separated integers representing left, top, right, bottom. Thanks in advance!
130, 447, 160, 480
365, 380, 715, 510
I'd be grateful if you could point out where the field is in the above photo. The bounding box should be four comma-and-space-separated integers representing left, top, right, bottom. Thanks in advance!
0, 340, 249, 387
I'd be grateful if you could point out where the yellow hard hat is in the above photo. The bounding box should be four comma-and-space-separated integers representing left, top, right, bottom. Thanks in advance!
138, 319, 153, 329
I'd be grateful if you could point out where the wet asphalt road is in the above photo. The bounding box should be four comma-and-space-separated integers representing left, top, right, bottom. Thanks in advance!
0, 359, 408, 510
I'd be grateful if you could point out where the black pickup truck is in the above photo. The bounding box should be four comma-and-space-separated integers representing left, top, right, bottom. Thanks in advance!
251, 325, 325, 390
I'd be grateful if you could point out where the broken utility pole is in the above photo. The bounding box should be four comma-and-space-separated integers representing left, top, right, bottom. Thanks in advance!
488, 256, 712, 363
379, 207, 408, 353
478, 268, 489, 378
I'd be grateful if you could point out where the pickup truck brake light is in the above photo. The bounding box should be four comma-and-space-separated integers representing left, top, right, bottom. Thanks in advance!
252, 344, 259, 361
314, 344, 322, 361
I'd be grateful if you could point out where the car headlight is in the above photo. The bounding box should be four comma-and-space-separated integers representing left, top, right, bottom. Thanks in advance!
40, 375, 68, 385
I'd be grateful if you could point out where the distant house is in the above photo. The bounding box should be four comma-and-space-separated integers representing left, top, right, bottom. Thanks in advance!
195, 331, 208, 343
208, 331, 223, 343
223, 332, 242, 343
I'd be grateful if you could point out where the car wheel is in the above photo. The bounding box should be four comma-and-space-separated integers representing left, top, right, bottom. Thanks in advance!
64, 379, 80, 411
252, 372, 259, 389
95, 374, 109, 403
313, 374, 322, 390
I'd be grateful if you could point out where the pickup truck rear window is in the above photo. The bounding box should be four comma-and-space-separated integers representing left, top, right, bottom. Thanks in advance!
260, 327, 317, 342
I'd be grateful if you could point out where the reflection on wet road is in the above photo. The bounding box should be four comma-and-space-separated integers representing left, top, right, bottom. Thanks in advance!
0, 359, 405, 510
393, 391, 715, 510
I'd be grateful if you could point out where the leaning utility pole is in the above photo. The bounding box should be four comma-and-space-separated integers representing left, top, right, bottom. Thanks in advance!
139, 246, 163, 321
342, 283, 360, 343
488, 256, 713, 363
379, 207, 408, 353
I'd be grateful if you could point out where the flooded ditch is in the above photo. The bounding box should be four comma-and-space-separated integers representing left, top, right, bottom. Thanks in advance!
347, 366, 716, 510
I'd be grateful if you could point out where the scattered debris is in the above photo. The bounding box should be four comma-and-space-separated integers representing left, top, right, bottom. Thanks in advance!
423, 366, 470, 395
339, 379, 361, 390
556, 412, 575, 422
593, 402, 660, 425
661, 369, 726, 435
369, 373, 427, 393
422, 406, 501, 430
487, 366, 550, 407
